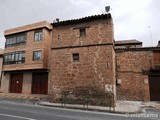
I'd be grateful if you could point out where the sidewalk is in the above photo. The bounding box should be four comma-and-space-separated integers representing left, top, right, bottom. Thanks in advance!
38, 100, 158, 114
0, 93, 158, 114
0, 93, 48, 100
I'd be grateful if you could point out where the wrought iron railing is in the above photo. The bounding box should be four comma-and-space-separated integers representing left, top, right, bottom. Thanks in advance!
61, 87, 115, 110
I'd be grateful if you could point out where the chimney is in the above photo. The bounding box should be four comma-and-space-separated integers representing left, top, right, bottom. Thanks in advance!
157, 40, 160, 47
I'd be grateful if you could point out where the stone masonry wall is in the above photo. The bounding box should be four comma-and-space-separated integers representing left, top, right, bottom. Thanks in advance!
153, 51, 160, 67
50, 46, 115, 101
51, 19, 113, 48
116, 50, 153, 101
49, 18, 115, 102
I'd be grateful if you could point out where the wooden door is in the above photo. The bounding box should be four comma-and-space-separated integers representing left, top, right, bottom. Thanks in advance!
10, 74, 23, 93
32, 73, 48, 94
149, 76, 160, 101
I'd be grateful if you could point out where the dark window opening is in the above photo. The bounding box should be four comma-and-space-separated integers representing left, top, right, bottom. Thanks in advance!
73, 53, 79, 62
80, 28, 86, 37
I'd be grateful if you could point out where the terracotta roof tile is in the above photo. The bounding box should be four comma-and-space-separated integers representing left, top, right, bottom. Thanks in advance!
52, 13, 112, 27
115, 40, 142, 45
115, 47, 160, 51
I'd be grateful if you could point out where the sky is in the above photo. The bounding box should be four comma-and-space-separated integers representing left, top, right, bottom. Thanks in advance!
0, 0, 160, 48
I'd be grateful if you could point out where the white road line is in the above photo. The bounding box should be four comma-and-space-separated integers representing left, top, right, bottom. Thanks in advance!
0, 113, 36, 120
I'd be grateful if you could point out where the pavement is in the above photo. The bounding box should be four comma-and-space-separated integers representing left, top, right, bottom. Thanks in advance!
0, 93, 48, 105
0, 93, 48, 100
0, 93, 159, 114
38, 100, 160, 114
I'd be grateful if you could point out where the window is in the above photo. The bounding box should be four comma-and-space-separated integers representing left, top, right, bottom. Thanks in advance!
80, 28, 86, 37
5, 33, 26, 47
34, 30, 42, 41
72, 53, 79, 62
3, 51, 25, 65
33, 51, 42, 60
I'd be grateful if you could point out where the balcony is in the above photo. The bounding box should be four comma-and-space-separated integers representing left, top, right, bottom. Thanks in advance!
5, 41, 26, 48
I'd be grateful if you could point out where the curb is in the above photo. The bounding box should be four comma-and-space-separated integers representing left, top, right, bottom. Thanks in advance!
37, 101, 144, 114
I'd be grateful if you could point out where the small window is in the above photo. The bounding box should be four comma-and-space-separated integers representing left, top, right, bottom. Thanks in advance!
34, 30, 42, 41
72, 53, 79, 62
80, 28, 86, 37
33, 51, 42, 60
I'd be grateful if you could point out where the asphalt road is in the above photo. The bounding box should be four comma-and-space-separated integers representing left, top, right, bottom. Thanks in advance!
0, 100, 160, 120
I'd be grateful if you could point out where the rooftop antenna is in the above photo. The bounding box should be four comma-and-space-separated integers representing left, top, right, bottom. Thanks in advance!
56, 18, 59, 22
147, 26, 153, 46
105, 6, 110, 13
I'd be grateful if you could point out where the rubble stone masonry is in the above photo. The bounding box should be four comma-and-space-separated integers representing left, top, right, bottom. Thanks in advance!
116, 50, 153, 101
49, 16, 116, 102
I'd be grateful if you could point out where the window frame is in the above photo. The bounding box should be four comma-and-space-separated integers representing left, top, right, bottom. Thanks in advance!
34, 30, 43, 41
5, 33, 27, 47
72, 53, 80, 62
33, 50, 42, 60
3, 51, 25, 65
79, 28, 86, 37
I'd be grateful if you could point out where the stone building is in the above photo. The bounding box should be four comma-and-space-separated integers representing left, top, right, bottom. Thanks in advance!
115, 41, 160, 101
49, 14, 116, 102
1, 21, 52, 94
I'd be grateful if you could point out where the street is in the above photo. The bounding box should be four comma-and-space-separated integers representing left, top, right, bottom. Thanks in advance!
0, 99, 160, 120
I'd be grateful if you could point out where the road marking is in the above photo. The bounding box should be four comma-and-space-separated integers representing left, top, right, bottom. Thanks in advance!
0, 113, 36, 120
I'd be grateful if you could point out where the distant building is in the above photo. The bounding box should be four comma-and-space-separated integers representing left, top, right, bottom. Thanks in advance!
1, 21, 52, 94
115, 44, 160, 101
115, 39, 142, 49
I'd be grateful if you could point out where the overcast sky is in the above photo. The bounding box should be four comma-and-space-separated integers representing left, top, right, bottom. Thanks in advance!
0, 0, 160, 48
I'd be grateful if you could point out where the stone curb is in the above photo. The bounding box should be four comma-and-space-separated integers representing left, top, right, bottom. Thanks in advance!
37, 101, 144, 114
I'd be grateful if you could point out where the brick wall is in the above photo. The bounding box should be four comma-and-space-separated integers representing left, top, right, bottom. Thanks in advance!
49, 18, 115, 102
3, 23, 52, 71
4, 21, 52, 35
116, 50, 153, 101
